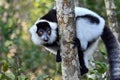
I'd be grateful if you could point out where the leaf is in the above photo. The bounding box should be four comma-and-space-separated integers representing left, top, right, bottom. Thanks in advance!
2, 63, 8, 72
5, 72, 15, 80
94, 61, 107, 73
33, 2, 39, 7
37, 74, 49, 80
4, 40, 12, 47
0, 73, 2, 79
0, 74, 11, 80
100, 48, 107, 56
17, 75, 28, 80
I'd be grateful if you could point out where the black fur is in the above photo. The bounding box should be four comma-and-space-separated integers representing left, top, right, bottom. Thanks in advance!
41, 9, 57, 22
101, 26, 117, 50
76, 14, 100, 24
36, 22, 51, 36
101, 26, 120, 80
56, 49, 61, 62
87, 39, 98, 48
74, 38, 89, 75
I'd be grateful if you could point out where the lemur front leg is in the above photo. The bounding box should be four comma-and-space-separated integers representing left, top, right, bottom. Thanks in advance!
56, 49, 61, 62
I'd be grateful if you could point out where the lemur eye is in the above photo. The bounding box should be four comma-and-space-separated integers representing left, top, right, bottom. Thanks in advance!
47, 30, 51, 35
38, 31, 43, 36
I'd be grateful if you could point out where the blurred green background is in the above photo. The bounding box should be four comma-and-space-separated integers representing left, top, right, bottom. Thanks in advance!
0, 0, 120, 80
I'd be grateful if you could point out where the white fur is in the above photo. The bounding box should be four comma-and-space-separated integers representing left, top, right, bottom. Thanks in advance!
29, 19, 58, 45
75, 7, 103, 18
29, 25, 41, 45
75, 7, 105, 50
84, 39, 99, 69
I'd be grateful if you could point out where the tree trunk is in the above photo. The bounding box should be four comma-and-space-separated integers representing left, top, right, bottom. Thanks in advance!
104, 0, 120, 41
74, 0, 80, 6
55, 0, 81, 80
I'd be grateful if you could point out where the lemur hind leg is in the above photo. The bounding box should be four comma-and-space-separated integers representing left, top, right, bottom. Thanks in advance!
73, 37, 89, 75
84, 39, 99, 70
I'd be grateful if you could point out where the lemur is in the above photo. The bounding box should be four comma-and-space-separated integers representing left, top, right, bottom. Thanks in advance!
29, 7, 120, 79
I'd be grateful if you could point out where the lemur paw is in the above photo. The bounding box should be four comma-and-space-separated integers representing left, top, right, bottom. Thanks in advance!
72, 37, 80, 49
80, 68, 89, 75
56, 55, 61, 62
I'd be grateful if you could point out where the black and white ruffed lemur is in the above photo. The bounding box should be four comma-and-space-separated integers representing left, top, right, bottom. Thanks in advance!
29, 7, 120, 79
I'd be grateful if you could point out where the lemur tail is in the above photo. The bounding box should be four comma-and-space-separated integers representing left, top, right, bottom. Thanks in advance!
101, 26, 120, 80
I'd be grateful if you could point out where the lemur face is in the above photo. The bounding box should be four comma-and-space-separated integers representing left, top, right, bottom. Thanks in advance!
29, 20, 58, 45
36, 22, 51, 43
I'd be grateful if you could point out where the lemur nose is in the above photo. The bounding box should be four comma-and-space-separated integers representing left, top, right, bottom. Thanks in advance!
44, 38, 48, 42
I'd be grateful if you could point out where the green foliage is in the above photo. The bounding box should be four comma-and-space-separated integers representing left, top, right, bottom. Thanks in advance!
115, 0, 120, 24
37, 74, 49, 80
0, 0, 58, 80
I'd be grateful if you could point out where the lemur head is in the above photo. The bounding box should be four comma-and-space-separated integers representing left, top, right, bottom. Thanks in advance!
29, 19, 58, 45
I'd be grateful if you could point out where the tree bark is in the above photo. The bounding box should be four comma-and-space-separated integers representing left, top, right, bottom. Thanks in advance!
74, 0, 80, 7
55, 0, 81, 80
104, 0, 120, 41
